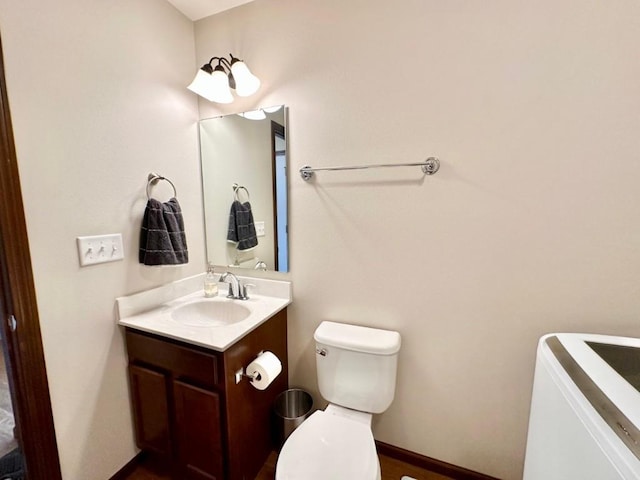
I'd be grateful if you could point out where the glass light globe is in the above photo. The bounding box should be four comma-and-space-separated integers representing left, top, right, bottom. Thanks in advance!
187, 69, 218, 102
231, 61, 261, 97
208, 68, 234, 104
240, 109, 266, 120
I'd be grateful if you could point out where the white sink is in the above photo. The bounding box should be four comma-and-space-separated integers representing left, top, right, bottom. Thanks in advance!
171, 299, 250, 327
116, 274, 292, 351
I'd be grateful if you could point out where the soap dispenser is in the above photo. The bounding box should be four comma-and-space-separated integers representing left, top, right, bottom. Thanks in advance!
204, 263, 218, 298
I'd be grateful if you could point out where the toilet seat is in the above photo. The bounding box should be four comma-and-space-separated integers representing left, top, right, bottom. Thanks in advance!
275, 408, 380, 479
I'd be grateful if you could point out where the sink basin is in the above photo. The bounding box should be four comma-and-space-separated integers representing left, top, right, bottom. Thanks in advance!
171, 300, 251, 327
117, 276, 292, 351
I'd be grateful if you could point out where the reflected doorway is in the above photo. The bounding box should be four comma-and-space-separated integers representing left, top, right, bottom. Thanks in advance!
271, 121, 288, 272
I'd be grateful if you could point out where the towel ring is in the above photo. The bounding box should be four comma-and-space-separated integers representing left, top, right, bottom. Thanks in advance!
147, 173, 177, 199
232, 183, 250, 202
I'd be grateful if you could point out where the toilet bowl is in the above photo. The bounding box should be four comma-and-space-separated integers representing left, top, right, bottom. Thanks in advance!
275, 321, 401, 480
276, 404, 381, 479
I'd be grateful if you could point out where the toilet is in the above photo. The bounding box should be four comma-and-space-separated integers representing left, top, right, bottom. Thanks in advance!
276, 321, 401, 480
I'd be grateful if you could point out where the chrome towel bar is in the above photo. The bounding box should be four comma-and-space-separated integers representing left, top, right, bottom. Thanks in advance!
299, 157, 440, 181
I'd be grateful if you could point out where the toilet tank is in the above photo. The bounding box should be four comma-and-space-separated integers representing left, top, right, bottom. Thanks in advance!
314, 321, 401, 414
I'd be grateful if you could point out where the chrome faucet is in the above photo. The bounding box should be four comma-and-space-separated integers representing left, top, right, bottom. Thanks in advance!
219, 272, 254, 300
220, 272, 241, 298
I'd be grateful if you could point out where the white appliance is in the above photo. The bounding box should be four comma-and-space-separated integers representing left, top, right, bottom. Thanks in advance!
524, 333, 640, 479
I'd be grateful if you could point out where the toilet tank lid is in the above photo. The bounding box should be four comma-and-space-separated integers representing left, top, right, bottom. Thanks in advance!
314, 321, 401, 355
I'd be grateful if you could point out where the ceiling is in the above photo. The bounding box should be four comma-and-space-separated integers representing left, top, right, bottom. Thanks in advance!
166, 0, 255, 21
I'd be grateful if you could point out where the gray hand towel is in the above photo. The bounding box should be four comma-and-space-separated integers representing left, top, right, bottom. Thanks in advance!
139, 197, 188, 265
227, 200, 258, 251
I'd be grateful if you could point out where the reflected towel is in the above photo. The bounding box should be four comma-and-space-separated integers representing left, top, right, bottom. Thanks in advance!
227, 200, 258, 251
139, 197, 188, 265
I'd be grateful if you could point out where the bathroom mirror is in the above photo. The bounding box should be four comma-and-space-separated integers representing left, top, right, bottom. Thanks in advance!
200, 105, 288, 272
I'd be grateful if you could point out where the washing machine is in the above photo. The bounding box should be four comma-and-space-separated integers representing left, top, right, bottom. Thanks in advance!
524, 333, 640, 479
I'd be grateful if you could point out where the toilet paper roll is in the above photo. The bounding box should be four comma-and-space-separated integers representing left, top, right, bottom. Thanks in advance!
246, 351, 282, 390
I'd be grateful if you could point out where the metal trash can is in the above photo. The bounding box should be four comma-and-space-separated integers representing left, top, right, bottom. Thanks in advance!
273, 388, 313, 447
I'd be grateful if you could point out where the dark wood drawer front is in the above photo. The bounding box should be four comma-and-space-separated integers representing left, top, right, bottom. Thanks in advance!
126, 330, 219, 388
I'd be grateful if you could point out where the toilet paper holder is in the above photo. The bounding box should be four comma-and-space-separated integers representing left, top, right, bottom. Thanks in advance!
235, 369, 262, 384
234, 350, 264, 384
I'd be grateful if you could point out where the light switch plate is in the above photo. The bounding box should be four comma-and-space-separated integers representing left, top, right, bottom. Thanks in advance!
255, 221, 265, 237
77, 233, 124, 266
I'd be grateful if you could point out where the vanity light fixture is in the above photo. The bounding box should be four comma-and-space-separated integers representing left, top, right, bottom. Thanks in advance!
187, 54, 261, 103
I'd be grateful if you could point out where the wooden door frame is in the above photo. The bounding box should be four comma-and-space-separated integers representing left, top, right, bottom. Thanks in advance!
0, 34, 62, 479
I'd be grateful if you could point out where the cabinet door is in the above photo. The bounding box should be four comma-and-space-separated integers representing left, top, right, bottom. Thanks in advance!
173, 380, 224, 480
128, 364, 171, 455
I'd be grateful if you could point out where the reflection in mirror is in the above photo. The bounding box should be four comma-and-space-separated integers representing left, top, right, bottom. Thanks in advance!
200, 105, 288, 272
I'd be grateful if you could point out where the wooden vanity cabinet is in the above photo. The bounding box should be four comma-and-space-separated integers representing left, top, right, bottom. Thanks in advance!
125, 309, 288, 480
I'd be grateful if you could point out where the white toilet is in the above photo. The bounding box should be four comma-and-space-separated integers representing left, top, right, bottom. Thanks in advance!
276, 321, 401, 480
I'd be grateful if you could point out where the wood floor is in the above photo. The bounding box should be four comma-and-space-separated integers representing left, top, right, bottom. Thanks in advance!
123, 450, 455, 480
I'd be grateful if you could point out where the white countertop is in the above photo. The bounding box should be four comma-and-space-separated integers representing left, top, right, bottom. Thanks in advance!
116, 273, 292, 351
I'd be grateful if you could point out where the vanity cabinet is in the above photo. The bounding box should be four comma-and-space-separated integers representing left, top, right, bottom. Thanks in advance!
124, 309, 288, 480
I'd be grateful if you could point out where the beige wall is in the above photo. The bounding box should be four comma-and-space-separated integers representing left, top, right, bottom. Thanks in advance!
0, 1, 204, 478
0, 0, 639, 479
196, 1, 640, 478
